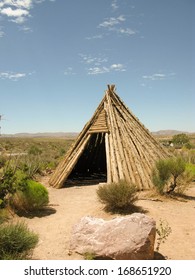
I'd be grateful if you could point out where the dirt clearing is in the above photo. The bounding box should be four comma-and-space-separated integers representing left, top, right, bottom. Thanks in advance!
19, 177, 195, 260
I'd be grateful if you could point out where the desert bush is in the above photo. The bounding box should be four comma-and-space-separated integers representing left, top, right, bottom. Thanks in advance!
0, 209, 10, 225
0, 168, 17, 208
19, 155, 43, 178
152, 160, 171, 194
152, 157, 186, 194
184, 142, 193, 150
12, 180, 49, 212
174, 163, 195, 194
0, 165, 29, 208
185, 163, 195, 181
0, 155, 7, 168
0, 156, 49, 212
28, 145, 42, 156
173, 148, 195, 164
0, 221, 38, 260
97, 180, 138, 213
156, 219, 172, 252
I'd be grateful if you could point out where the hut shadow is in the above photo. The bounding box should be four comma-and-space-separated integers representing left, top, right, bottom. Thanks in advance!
169, 192, 195, 202
103, 204, 147, 215
153, 251, 167, 260
16, 206, 57, 219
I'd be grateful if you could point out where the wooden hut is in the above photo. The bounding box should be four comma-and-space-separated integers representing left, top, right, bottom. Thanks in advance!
49, 85, 169, 189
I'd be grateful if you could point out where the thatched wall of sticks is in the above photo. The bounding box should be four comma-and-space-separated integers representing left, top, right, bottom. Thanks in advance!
49, 85, 169, 189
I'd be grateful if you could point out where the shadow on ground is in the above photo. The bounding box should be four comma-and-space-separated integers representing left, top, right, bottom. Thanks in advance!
16, 206, 57, 219
169, 192, 195, 202
103, 204, 147, 215
153, 251, 167, 260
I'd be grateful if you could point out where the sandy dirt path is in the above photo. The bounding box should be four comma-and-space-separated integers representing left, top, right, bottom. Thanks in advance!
21, 178, 195, 260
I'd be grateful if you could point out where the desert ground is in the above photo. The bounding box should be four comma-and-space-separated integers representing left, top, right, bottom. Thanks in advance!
17, 176, 195, 260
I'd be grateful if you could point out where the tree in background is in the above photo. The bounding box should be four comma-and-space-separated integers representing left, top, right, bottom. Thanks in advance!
172, 133, 190, 147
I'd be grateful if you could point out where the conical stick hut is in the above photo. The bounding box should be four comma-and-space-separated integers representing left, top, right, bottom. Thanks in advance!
49, 85, 169, 189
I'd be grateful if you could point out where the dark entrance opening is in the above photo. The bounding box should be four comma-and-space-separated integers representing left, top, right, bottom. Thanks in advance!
64, 132, 107, 186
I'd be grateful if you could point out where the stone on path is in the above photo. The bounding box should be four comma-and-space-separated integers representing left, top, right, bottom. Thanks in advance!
70, 213, 156, 260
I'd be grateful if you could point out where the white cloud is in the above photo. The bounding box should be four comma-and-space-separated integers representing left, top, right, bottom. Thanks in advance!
118, 28, 136, 35
19, 25, 32, 32
142, 73, 176, 81
80, 54, 108, 66
0, 0, 55, 28
0, 71, 27, 81
10, 0, 32, 9
88, 63, 126, 75
0, 0, 32, 9
11, 16, 27, 23
64, 67, 76, 76
1, 7, 29, 17
0, 1, 31, 25
88, 67, 110, 75
110, 64, 126, 71
98, 15, 125, 28
143, 73, 166, 81
111, 0, 119, 11
80, 53, 126, 75
98, 14, 136, 37
85, 34, 103, 40
87, 2, 136, 40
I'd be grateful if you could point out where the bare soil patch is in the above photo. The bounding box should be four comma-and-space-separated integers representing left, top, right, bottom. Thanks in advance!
18, 177, 195, 260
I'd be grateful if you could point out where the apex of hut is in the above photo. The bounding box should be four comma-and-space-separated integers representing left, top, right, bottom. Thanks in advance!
107, 84, 116, 94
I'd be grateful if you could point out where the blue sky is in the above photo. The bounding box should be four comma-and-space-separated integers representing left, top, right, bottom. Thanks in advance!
0, 0, 194, 134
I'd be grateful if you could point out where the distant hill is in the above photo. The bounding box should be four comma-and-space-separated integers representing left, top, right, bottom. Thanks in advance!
152, 130, 189, 136
1, 132, 79, 138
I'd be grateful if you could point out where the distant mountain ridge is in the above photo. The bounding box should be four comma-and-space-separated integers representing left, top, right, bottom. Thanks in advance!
152, 130, 189, 136
1, 132, 79, 138
1, 130, 193, 138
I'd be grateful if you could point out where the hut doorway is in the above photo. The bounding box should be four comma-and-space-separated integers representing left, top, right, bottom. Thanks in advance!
64, 132, 107, 186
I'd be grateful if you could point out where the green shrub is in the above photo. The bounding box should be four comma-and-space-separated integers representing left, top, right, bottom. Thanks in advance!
0, 155, 7, 168
28, 145, 42, 156
152, 157, 186, 194
12, 180, 49, 212
0, 209, 10, 225
97, 180, 138, 213
174, 163, 195, 194
0, 167, 29, 208
152, 160, 171, 194
0, 168, 17, 207
0, 221, 38, 260
185, 163, 195, 181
